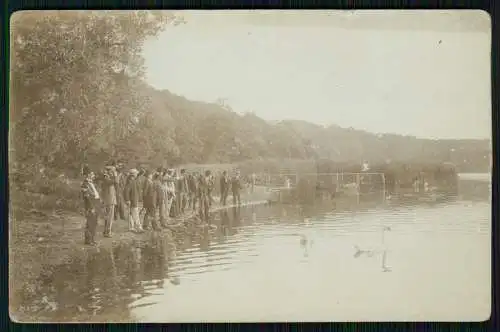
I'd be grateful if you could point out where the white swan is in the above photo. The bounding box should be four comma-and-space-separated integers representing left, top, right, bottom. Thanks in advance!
381, 225, 391, 244
299, 234, 313, 248
298, 234, 314, 257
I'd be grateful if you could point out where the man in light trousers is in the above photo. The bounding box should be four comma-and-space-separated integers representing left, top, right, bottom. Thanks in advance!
124, 169, 144, 233
164, 170, 176, 225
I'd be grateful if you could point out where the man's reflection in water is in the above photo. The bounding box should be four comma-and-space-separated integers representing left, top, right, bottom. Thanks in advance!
219, 209, 231, 238
80, 247, 121, 318
141, 240, 155, 284
232, 207, 241, 229
103, 246, 120, 304
199, 226, 211, 252
42, 255, 86, 320
103, 246, 132, 317
251, 205, 257, 223
84, 249, 102, 316
157, 236, 169, 288
114, 243, 144, 299
42, 245, 133, 321
132, 242, 145, 291
142, 235, 167, 287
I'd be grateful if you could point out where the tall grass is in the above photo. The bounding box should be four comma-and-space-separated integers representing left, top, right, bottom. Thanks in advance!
11, 172, 82, 220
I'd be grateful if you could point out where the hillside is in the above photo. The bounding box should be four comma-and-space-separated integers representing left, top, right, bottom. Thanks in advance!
11, 78, 491, 178
9, 11, 490, 178
9, 11, 492, 222
140, 84, 491, 173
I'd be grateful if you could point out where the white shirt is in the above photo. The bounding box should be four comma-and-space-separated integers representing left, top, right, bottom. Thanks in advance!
89, 182, 100, 200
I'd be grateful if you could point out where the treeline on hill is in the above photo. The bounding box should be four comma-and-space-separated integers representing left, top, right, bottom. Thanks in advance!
141, 87, 491, 174
9, 12, 490, 214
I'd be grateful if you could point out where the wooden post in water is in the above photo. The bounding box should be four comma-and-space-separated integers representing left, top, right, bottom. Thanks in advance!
336, 172, 339, 193
356, 173, 360, 204
381, 173, 387, 202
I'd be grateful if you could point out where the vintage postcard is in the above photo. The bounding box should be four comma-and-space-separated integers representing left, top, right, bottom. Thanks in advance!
9, 10, 491, 322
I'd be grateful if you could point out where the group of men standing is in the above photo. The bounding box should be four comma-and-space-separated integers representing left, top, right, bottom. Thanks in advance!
80, 161, 245, 246
219, 170, 245, 206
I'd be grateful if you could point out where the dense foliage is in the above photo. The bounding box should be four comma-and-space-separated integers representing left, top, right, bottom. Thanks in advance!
142, 87, 491, 174
10, 11, 491, 186
10, 11, 182, 177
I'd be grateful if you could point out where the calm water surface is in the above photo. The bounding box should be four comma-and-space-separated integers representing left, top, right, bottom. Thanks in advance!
19, 176, 491, 322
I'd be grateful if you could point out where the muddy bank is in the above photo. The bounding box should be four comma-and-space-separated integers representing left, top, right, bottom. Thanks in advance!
9, 186, 270, 322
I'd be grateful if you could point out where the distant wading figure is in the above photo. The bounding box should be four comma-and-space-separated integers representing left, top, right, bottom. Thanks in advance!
81, 169, 100, 245
231, 170, 243, 206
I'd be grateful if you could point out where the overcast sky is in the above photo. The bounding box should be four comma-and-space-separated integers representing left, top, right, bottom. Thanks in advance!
143, 10, 491, 139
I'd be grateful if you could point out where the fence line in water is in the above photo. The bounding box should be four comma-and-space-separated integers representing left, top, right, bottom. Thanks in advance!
256, 172, 388, 205
175, 169, 388, 205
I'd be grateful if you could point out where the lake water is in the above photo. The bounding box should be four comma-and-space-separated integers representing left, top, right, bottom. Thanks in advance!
458, 173, 491, 181
13, 175, 491, 322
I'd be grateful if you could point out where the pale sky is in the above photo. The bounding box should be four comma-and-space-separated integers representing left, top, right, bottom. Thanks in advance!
143, 10, 491, 139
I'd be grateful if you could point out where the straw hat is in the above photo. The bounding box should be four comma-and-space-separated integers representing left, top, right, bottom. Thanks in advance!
129, 168, 139, 176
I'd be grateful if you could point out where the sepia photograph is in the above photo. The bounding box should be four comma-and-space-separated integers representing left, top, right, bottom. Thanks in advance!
8, 10, 492, 322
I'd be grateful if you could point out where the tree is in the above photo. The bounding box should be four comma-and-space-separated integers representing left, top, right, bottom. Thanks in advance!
10, 11, 182, 174
9, 11, 490, 181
